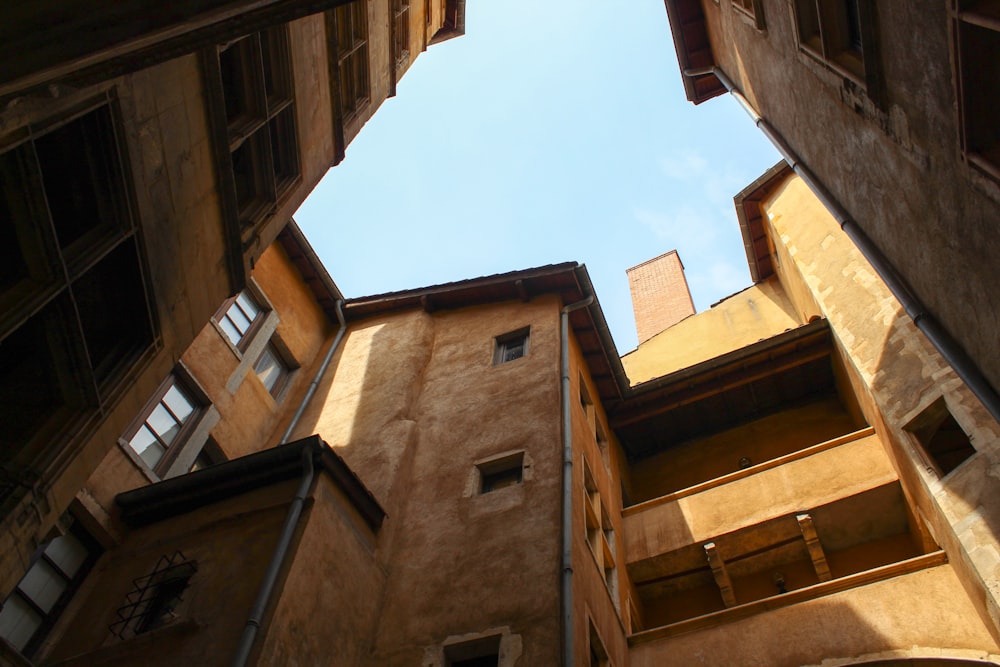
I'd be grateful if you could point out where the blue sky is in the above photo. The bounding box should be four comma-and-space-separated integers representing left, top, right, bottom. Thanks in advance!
295, 0, 780, 353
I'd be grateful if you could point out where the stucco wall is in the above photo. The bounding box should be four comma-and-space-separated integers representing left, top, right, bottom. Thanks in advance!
622, 277, 802, 383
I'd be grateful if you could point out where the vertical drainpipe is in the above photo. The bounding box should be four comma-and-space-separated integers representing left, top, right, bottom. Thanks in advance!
231, 301, 347, 665
686, 65, 1000, 424
561, 294, 594, 667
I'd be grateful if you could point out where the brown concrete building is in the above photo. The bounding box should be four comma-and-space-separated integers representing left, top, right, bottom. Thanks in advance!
659, 0, 1000, 427
4, 160, 1000, 665
0, 0, 464, 630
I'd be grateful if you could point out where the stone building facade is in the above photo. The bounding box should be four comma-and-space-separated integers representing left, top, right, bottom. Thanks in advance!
659, 0, 1000, 425
3, 160, 999, 665
0, 0, 464, 635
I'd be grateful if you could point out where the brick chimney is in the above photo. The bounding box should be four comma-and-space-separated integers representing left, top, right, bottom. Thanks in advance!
627, 250, 696, 344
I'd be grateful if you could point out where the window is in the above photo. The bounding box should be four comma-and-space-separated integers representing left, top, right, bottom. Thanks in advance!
588, 622, 610, 667
124, 375, 204, 476
953, 2, 1000, 180
217, 25, 299, 226
493, 328, 529, 365
906, 398, 977, 477
0, 518, 101, 657
189, 438, 225, 472
392, 0, 411, 65
0, 103, 154, 482
731, 0, 765, 29
330, 1, 370, 120
444, 635, 501, 667
583, 458, 618, 606
109, 552, 197, 639
215, 289, 263, 349
793, 0, 874, 83
477, 452, 524, 494
254, 342, 291, 398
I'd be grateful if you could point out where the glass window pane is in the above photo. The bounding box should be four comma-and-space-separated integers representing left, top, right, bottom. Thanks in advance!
129, 424, 166, 468
227, 306, 252, 336
254, 345, 284, 393
218, 316, 242, 346
162, 385, 195, 424
146, 404, 180, 445
235, 291, 260, 322
0, 594, 43, 651
44, 534, 88, 578
18, 560, 67, 613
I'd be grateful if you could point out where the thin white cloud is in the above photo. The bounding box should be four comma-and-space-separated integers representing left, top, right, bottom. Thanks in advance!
657, 150, 708, 181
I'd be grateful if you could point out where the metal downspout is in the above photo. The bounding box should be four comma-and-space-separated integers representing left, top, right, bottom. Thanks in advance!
230, 301, 347, 665
685, 66, 1000, 424
561, 294, 594, 667
231, 445, 315, 667
280, 299, 347, 444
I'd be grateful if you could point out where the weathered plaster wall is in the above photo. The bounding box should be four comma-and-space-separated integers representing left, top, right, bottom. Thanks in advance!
41, 480, 299, 666
292, 297, 566, 665
761, 174, 1000, 640
699, 0, 1000, 395
622, 277, 802, 383
630, 565, 998, 667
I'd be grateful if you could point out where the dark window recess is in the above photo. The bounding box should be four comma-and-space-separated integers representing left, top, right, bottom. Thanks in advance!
392, 0, 410, 64
217, 25, 299, 227
907, 399, 977, 476
0, 103, 154, 483
493, 328, 529, 365
589, 622, 609, 667
109, 552, 197, 639
955, 5, 1000, 180
444, 635, 501, 667
793, 0, 876, 85
0, 518, 101, 657
478, 452, 524, 494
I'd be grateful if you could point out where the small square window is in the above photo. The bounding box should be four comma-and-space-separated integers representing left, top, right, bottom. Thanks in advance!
906, 398, 977, 477
493, 328, 529, 365
477, 452, 524, 494
444, 634, 501, 667
109, 552, 197, 640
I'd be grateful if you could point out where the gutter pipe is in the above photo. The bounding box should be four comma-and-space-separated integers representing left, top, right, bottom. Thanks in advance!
231, 445, 315, 667
232, 300, 347, 664
685, 66, 1000, 424
280, 299, 348, 444
560, 294, 594, 667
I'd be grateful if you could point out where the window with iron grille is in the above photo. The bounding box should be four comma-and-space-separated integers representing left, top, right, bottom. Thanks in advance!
330, 1, 370, 120
217, 25, 300, 227
0, 101, 155, 489
0, 518, 101, 657
953, 0, 1000, 181
109, 552, 197, 639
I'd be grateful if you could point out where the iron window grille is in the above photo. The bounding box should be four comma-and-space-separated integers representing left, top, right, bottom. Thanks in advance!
109, 551, 197, 640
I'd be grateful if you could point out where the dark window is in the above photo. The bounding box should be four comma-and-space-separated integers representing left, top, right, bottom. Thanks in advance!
330, 1, 370, 119
109, 552, 197, 640
444, 635, 501, 667
189, 438, 226, 473
124, 375, 204, 476
217, 25, 299, 226
0, 103, 154, 482
793, 0, 875, 83
478, 452, 524, 494
493, 328, 529, 365
392, 0, 411, 65
907, 398, 977, 476
954, 2, 1000, 180
731, 0, 765, 29
0, 518, 101, 657
589, 622, 609, 667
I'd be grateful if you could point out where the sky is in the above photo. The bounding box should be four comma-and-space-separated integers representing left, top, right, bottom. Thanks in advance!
294, 0, 780, 354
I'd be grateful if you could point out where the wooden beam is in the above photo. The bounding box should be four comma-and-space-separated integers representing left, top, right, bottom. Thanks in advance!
704, 542, 737, 608
797, 513, 832, 582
